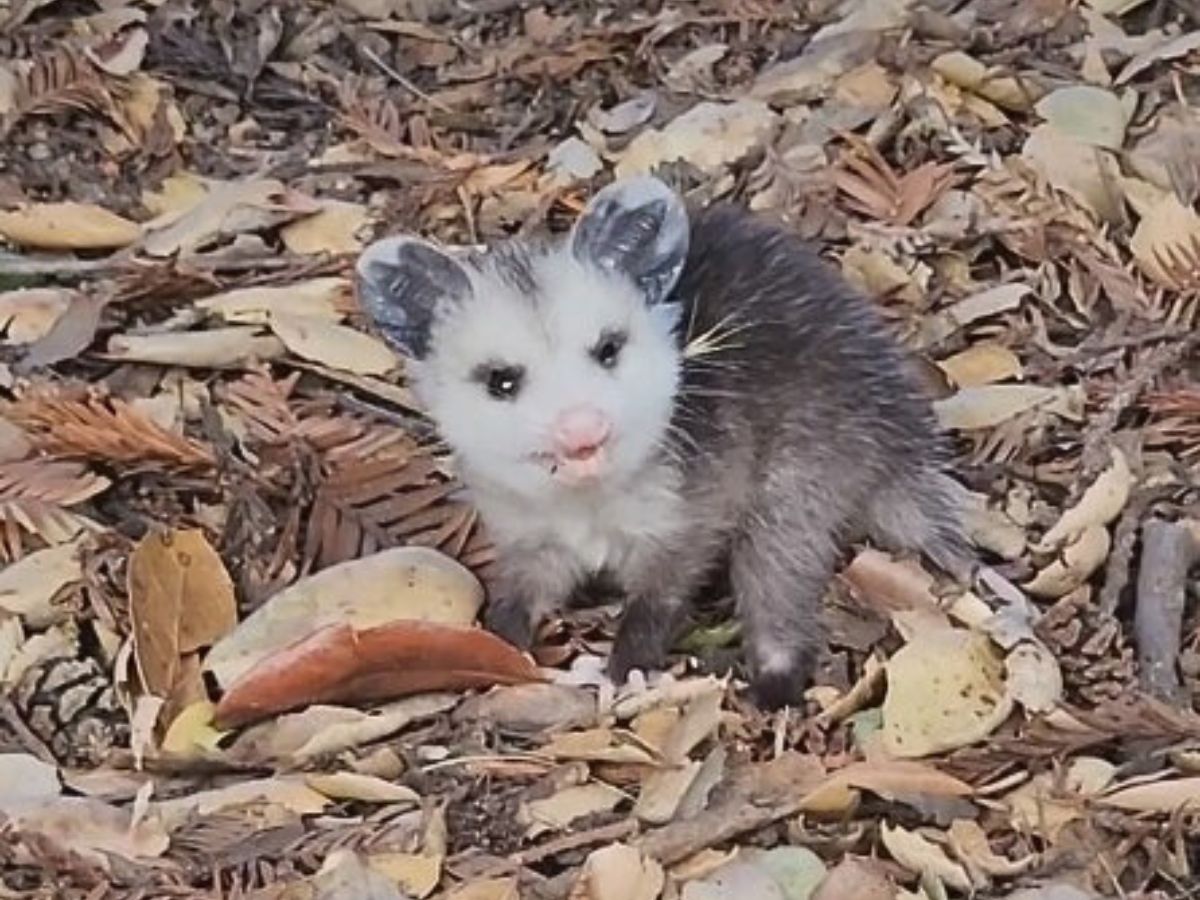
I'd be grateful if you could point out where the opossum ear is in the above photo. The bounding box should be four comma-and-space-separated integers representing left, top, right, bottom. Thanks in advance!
571, 176, 689, 305
356, 235, 471, 359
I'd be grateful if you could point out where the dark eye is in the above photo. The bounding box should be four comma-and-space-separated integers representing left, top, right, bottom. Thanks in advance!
484, 366, 524, 400
591, 331, 626, 369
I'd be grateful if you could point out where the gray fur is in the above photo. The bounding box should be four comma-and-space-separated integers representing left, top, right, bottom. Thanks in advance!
357, 179, 970, 709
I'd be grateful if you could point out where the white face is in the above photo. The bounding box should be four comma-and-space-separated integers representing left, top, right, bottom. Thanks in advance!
412, 249, 683, 502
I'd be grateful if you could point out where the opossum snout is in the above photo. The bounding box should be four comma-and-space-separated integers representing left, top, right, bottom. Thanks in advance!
551, 406, 611, 462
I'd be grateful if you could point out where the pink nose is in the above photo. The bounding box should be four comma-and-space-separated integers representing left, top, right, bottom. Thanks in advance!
552, 406, 611, 460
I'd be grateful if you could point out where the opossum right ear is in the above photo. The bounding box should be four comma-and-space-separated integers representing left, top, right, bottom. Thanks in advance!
571, 176, 689, 305
355, 236, 471, 359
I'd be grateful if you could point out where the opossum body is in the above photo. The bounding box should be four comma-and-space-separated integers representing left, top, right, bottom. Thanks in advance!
356, 177, 969, 708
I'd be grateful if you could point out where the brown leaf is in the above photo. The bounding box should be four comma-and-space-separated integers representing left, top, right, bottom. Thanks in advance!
0, 47, 117, 139
128, 529, 236, 699
18, 293, 108, 372
213, 620, 542, 728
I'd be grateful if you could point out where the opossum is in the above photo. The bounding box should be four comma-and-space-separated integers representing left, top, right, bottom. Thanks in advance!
355, 176, 970, 709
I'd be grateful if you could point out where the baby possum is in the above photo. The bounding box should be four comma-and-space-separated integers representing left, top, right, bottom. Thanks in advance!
355, 176, 969, 709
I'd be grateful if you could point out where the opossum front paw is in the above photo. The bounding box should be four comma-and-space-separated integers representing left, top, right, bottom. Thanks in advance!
748, 651, 816, 710
608, 599, 673, 684
483, 596, 536, 650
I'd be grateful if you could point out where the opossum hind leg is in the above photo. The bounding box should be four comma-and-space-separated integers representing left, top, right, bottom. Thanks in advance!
864, 470, 974, 582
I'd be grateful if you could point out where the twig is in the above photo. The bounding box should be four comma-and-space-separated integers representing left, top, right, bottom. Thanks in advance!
526, 751, 827, 899
1133, 518, 1200, 705
360, 45, 455, 115
447, 818, 639, 884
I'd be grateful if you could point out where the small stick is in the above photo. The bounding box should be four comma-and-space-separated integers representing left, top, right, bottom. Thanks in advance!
1133, 518, 1200, 705
360, 45, 455, 115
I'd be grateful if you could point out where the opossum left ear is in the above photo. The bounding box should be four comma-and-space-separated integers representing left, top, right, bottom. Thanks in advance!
356, 235, 472, 359
571, 176, 689, 305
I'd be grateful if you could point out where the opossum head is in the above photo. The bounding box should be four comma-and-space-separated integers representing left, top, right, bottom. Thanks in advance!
356, 176, 690, 500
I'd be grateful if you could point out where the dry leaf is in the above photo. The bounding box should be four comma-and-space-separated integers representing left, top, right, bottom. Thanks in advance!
0, 202, 141, 250
0, 536, 84, 627
1022, 124, 1123, 221
1024, 524, 1111, 598
1128, 190, 1200, 288
195, 277, 350, 325
447, 878, 520, 900
934, 384, 1083, 430
205, 546, 483, 689
1098, 776, 1200, 813
575, 843, 665, 900
0, 753, 61, 812
1034, 86, 1133, 150
883, 626, 1011, 758
369, 851, 442, 898
521, 782, 627, 838
214, 620, 540, 727
305, 772, 420, 805
880, 823, 972, 892
615, 100, 779, 178
946, 819, 1035, 883
269, 312, 399, 376
0, 288, 73, 344
153, 776, 329, 830
280, 200, 371, 254
140, 177, 317, 257
106, 328, 287, 368
812, 859, 896, 900
1036, 447, 1131, 550
127, 528, 235, 699
937, 344, 1023, 388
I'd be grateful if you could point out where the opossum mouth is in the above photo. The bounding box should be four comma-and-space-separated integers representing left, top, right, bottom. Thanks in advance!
538, 448, 609, 485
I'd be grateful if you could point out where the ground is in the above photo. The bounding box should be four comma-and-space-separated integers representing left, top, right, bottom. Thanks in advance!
0, 0, 1198, 898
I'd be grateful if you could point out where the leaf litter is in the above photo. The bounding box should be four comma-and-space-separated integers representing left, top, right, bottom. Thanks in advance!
0, 0, 1199, 898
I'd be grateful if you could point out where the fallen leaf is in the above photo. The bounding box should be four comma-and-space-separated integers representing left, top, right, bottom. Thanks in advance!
1034, 86, 1133, 149
931, 51, 1042, 111
305, 772, 420, 805
205, 546, 483, 689
446, 879, 520, 900
882, 626, 1012, 758
752, 846, 828, 900
1098, 776, 1200, 813
153, 776, 329, 830
1024, 524, 1111, 598
615, 100, 779, 178
918, 284, 1030, 347
229, 694, 458, 764
576, 843, 665, 900
540, 727, 658, 765
369, 851, 442, 898
682, 861, 786, 900
280, 200, 371, 254
588, 91, 657, 134
946, 819, 1035, 883
1005, 642, 1063, 713
453, 682, 597, 733
268, 312, 399, 376
0, 202, 141, 250
140, 177, 318, 257
7, 796, 169, 867
312, 849, 411, 899
0, 753, 61, 812
520, 782, 627, 838
880, 823, 972, 892
0, 536, 85, 628
195, 277, 350, 325
750, 31, 880, 106
128, 528, 236, 699
937, 344, 1023, 388
1022, 124, 1124, 221
161, 700, 226, 756
106, 328, 287, 368
934, 384, 1084, 430
812, 858, 896, 900
214, 620, 540, 727
1037, 447, 1131, 550
1116, 29, 1200, 85
0, 288, 73, 344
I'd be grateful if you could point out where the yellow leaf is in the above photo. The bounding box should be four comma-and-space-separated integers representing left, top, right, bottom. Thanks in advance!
937, 343, 1023, 388
0, 202, 141, 250
281, 200, 371, 254
268, 312, 399, 376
